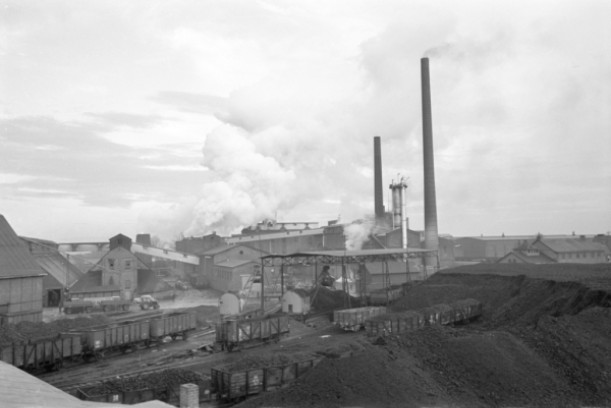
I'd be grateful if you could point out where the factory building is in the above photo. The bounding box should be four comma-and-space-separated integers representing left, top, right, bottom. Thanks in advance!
175, 232, 226, 255
70, 234, 173, 301
201, 244, 266, 292
529, 235, 609, 264
20, 236, 83, 308
131, 234, 200, 288
0, 215, 45, 325
459, 234, 610, 264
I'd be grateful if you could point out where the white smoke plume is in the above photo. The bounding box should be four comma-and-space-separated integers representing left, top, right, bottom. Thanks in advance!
344, 220, 375, 251
184, 124, 296, 236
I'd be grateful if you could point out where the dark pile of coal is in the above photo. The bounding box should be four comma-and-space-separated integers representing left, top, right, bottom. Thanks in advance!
310, 287, 363, 312
80, 368, 204, 396
0, 315, 111, 343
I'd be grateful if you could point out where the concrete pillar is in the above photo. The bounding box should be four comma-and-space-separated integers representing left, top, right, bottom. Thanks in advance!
180, 383, 199, 408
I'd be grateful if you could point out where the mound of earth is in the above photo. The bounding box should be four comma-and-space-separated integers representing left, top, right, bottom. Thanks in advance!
236, 264, 611, 408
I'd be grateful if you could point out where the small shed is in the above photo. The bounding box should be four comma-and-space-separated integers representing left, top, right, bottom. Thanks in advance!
281, 289, 311, 315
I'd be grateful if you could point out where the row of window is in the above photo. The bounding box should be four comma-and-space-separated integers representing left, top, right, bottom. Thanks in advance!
558, 251, 605, 259
107, 258, 132, 270
213, 269, 232, 281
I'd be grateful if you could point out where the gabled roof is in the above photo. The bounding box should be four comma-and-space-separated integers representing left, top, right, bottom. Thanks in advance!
89, 246, 152, 273
216, 259, 257, 268
497, 250, 556, 264
0, 215, 46, 279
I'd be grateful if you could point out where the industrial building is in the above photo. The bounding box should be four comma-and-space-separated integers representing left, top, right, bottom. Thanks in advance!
498, 235, 610, 264
0, 215, 46, 325
201, 244, 266, 292
70, 234, 173, 301
20, 236, 83, 307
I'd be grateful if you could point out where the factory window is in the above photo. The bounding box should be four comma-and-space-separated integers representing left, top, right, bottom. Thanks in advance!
124, 260, 132, 270
108, 259, 115, 270
125, 280, 131, 289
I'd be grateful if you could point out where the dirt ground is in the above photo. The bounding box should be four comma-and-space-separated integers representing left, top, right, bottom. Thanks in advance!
236, 263, 611, 408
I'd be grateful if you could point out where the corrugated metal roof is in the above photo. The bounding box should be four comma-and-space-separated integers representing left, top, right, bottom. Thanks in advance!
131, 243, 199, 265
226, 227, 325, 244
33, 253, 83, 287
539, 238, 608, 253
0, 215, 46, 279
262, 248, 431, 259
0, 361, 174, 408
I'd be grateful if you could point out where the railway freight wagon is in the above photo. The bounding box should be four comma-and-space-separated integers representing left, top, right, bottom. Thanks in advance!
210, 358, 321, 401
364, 298, 483, 337
0, 334, 82, 371
333, 306, 387, 331
73, 320, 151, 359
364, 311, 425, 337
149, 312, 197, 341
215, 315, 290, 351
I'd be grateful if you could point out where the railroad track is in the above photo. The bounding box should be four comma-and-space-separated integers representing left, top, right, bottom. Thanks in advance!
41, 316, 335, 393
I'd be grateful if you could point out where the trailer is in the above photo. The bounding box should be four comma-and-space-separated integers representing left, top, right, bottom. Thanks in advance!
215, 315, 290, 352
333, 306, 387, 331
210, 358, 321, 401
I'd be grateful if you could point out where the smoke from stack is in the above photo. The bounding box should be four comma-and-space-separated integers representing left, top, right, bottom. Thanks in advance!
421, 57, 439, 268
373, 136, 385, 222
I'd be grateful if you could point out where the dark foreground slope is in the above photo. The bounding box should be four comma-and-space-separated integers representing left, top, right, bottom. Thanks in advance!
238, 263, 611, 408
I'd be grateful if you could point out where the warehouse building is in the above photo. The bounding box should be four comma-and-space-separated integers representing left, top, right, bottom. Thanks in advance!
0, 215, 45, 325
201, 244, 266, 292
70, 234, 173, 301
497, 235, 610, 264
20, 236, 83, 307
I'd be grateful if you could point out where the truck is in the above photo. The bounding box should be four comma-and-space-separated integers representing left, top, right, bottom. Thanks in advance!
133, 295, 160, 310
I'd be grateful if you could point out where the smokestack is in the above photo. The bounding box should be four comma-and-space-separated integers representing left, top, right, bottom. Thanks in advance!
390, 177, 408, 248
421, 57, 439, 269
373, 136, 385, 221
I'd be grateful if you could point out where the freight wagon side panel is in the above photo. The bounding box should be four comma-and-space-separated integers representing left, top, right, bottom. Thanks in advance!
264, 366, 283, 389
62, 335, 82, 358
87, 330, 105, 350
279, 315, 290, 335
0, 344, 14, 365
228, 369, 264, 399
12, 344, 25, 367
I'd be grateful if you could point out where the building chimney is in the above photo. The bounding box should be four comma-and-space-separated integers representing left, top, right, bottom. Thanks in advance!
390, 177, 408, 248
421, 57, 439, 269
373, 136, 385, 221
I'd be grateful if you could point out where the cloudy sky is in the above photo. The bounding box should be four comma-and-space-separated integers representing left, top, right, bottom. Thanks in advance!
1, 0, 610, 243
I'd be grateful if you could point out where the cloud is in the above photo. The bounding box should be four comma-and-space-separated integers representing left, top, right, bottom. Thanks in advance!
85, 112, 165, 129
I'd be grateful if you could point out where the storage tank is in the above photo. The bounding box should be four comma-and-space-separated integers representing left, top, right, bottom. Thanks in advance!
219, 292, 241, 316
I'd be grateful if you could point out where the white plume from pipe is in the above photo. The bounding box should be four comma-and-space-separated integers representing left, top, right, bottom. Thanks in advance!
343, 220, 374, 251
